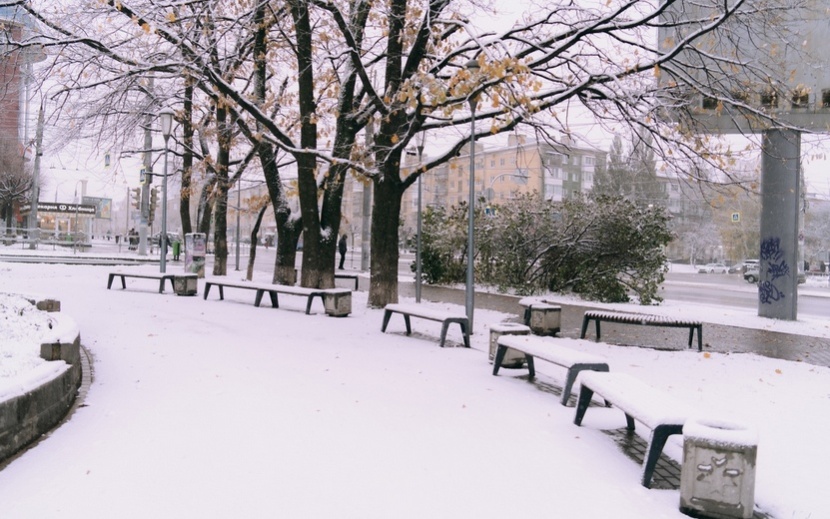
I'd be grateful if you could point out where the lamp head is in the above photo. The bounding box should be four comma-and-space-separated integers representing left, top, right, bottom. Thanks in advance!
159, 107, 174, 140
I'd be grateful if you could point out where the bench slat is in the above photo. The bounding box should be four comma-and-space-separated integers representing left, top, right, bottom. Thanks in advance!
498, 336, 607, 367
581, 310, 703, 351
384, 303, 466, 322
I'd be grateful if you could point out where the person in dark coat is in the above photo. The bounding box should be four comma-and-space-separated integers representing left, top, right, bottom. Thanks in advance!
338, 233, 348, 269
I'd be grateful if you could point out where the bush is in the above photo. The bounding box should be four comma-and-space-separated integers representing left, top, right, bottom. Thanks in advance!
416, 192, 672, 304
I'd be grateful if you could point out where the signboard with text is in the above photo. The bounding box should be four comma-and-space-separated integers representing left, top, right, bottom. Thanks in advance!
19, 202, 97, 215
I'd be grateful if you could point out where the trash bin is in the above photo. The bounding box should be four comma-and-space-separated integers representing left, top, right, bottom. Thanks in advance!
172, 240, 181, 261
680, 418, 758, 519
184, 233, 206, 278
489, 323, 531, 367
172, 274, 199, 296
527, 303, 561, 336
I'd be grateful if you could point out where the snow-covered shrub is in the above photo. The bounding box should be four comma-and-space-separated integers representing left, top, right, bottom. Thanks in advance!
417, 193, 672, 304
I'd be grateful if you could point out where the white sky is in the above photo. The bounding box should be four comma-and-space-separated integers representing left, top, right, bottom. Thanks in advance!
0, 258, 828, 519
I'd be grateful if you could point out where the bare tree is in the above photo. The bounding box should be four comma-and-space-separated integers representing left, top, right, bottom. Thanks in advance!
11, 0, 821, 307
0, 136, 33, 233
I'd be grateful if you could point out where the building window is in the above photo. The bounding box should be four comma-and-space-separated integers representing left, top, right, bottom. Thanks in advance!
760, 89, 778, 108
702, 96, 718, 110
792, 90, 809, 109
499, 158, 505, 166
823, 89, 830, 108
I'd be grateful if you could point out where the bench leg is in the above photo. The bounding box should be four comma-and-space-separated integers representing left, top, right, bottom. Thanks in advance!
254, 290, 265, 307
573, 385, 595, 426
696, 325, 703, 352
641, 425, 682, 488
439, 321, 450, 347
218, 286, 224, 300
381, 310, 393, 332
403, 315, 411, 335
492, 345, 507, 375
579, 315, 590, 338
526, 354, 535, 378
561, 365, 609, 406
460, 321, 470, 348
118, 276, 126, 289
107, 274, 115, 289
158, 279, 165, 293
523, 308, 531, 326
305, 295, 320, 315
594, 319, 601, 341
268, 291, 279, 308
203, 284, 211, 300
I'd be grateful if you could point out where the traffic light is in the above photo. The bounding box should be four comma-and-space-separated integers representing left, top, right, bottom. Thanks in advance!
148, 188, 158, 224
131, 187, 141, 210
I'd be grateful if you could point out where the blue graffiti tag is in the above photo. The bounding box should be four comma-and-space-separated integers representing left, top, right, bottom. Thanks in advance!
758, 237, 790, 305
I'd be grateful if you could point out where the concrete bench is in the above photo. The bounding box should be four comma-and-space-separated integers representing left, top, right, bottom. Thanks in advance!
494, 335, 609, 406
203, 279, 351, 316
580, 310, 703, 351
381, 303, 470, 348
107, 272, 176, 293
573, 371, 693, 488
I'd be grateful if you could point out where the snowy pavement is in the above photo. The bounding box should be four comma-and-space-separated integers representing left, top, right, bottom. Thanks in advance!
0, 262, 828, 519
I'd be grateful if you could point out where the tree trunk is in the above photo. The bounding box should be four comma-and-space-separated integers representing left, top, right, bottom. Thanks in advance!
246, 205, 267, 281
179, 77, 194, 236
369, 174, 403, 307
211, 108, 232, 276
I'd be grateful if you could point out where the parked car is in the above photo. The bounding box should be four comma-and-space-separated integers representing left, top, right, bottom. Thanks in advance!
698, 262, 728, 274
743, 263, 760, 283
729, 259, 758, 274
744, 263, 806, 284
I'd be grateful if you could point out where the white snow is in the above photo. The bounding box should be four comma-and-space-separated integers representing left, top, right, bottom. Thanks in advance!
0, 261, 828, 519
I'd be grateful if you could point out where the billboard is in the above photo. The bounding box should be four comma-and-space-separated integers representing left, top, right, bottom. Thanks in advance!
82, 196, 112, 219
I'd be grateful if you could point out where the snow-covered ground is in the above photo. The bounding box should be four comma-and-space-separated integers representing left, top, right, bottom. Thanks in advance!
0, 261, 828, 519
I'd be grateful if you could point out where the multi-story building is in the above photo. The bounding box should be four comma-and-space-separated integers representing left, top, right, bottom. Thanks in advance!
395, 134, 606, 247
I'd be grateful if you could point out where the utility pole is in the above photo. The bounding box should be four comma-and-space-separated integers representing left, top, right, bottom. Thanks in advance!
138, 76, 154, 256
27, 103, 43, 249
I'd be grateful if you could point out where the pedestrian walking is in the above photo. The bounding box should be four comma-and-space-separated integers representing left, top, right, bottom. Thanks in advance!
338, 233, 348, 270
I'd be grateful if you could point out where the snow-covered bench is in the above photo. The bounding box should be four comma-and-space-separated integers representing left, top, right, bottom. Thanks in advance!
494, 335, 609, 406
381, 303, 470, 348
107, 272, 177, 294
580, 310, 703, 351
573, 371, 693, 488
203, 279, 351, 316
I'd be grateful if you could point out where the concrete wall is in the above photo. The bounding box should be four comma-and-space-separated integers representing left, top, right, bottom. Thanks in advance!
0, 298, 82, 465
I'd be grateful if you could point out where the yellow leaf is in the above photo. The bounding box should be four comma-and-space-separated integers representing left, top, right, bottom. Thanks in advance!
391, 134, 399, 144
166, 12, 177, 23
703, 352, 711, 358
775, 368, 782, 374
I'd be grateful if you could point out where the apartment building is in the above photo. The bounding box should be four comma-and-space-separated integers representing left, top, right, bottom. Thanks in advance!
395, 135, 606, 247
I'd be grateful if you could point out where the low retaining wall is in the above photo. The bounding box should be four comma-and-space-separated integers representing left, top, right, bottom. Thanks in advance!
0, 297, 82, 465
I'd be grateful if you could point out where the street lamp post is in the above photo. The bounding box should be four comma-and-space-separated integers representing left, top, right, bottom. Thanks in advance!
465, 59, 480, 330
235, 178, 241, 271
159, 107, 174, 274
415, 132, 426, 303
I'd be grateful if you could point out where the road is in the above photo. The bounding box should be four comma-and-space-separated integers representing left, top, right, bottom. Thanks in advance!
661, 271, 830, 317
